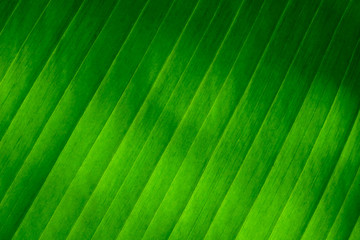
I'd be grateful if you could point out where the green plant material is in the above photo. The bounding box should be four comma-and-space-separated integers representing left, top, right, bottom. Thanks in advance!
0, 0, 359, 239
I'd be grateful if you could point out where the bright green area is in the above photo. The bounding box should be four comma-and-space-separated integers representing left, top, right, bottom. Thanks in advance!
0, 0, 359, 239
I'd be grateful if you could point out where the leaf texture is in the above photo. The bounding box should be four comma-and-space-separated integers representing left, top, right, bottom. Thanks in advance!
0, 0, 359, 239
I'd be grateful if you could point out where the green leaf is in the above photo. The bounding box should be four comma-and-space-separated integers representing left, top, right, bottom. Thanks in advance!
0, 0, 359, 239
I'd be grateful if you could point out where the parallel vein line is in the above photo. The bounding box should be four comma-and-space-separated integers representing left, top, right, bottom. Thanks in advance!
1, 0, 121, 206
119, 0, 247, 237
267, 2, 357, 238
201, 0, 296, 237
66, 0, 205, 237
163, 0, 263, 237
235, 0, 348, 237
0, 0, 21, 38
0, 0, 84, 143
299, 37, 360, 240
0, 0, 51, 83
1, 1, 128, 238
36, 0, 179, 238
12, 0, 152, 237
89, 0, 223, 238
